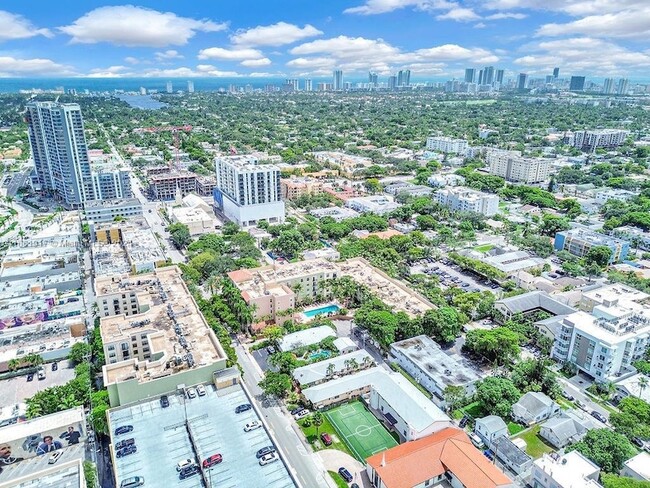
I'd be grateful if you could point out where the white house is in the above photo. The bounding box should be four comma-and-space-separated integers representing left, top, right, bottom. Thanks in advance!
511, 392, 560, 426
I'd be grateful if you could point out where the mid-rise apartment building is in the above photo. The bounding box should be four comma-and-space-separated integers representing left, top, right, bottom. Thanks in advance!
554, 226, 630, 263
564, 129, 629, 152
84, 198, 143, 223
90, 166, 132, 200
425, 136, 469, 155
97, 267, 228, 406
25, 101, 95, 207
214, 155, 285, 227
280, 177, 325, 200
434, 187, 499, 216
487, 149, 551, 184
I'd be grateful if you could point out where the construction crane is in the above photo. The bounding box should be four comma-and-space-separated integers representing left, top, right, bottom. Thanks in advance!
135, 124, 193, 169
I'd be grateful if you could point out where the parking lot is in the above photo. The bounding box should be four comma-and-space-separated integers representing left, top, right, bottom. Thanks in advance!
0, 361, 75, 409
410, 258, 500, 293
108, 383, 295, 488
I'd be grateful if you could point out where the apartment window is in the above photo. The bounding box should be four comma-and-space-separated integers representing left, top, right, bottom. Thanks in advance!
107, 345, 115, 351
121, 343, 129, 351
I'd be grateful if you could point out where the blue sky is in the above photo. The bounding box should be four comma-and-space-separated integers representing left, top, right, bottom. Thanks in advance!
0, 1, 648, 80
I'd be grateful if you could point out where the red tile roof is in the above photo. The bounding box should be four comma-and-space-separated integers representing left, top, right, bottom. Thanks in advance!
227, 269, 253, 283
366, 427, 512, 488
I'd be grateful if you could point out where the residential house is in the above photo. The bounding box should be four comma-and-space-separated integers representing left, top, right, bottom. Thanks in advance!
511, 392, 560, 426
475, 415, 508, 448
492, 436, 534, 475
539, 410, 595, 448
531, 451, 602, 488
621, 452, 650, 481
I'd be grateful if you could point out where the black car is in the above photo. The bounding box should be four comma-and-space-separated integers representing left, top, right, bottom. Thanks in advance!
179, 465, 199, 480
458, 417, 469, 429
338, 467, 353, 483
115, 425, 134, 436
632, 437, 645, 448
290, 407, 304, 416
160, 395, 169, 408
115, 438, 135, 450
591, 411, 607, 423
26, 373, 34, 382
51, 362, 58, 371
235, 403, 252, 414
116, 445, 137, 458
256, 446, 276, 459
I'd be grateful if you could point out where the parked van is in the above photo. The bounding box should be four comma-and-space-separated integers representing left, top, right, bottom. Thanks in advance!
120, 476, 145, 488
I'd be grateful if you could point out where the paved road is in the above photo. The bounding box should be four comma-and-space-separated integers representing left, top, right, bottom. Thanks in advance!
5, 169, 31, 196
235, 341, 334, 488
557, 376, 612, 421
0, 201, 34, 243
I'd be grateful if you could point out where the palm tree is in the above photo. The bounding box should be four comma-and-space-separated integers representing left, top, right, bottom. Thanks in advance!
348, 358, 359, 371
638, 376, 649, 399
362, 356, 374, 369
326, 363, 336, 378
7, 358, 21, 371
312, 412, 324, 437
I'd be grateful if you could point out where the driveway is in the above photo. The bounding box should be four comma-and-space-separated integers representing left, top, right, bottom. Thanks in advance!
318, 449, 370, 487
0, 361, 75, 408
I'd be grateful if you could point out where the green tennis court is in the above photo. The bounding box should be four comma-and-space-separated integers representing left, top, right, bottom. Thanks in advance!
325, 401, 398, 462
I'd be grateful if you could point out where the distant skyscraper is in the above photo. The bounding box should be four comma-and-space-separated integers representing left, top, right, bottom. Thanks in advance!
187, 80, 194, 93
477, 69, 484, 85
284, 79, 299, 91
617, 78, 629, 95
545, 75, 554, 84
139, 87, 147, 95
482, 66, 495, 85
305, 79, 313, 91
569, 76, 586, 92
464, 68, 476, 83
517, 73, 528, 91
25, 101, 95, 208
397, 70, 411, 86
388, 75, 397, 91
553, 67, 560, 79
166, 81, 173, 93
333, 70, 343, 90
495, 69, 504, 85
368, 72, 378, 87
603, 78, 615, 95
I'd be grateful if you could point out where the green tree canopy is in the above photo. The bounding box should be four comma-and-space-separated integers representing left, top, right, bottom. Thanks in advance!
568, 429, 635, 473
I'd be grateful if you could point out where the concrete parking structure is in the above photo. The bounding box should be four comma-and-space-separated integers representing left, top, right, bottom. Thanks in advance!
108, 383, 296, 488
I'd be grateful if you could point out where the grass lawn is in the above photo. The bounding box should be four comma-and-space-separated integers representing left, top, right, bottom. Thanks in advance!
299, 415, 353, 457
474, 244, 495, 253
507, 422, 525, 436
514, 425, 555, 458
453, 401, 485, 420
329, 471, 349, 488
556, 398, 575, 410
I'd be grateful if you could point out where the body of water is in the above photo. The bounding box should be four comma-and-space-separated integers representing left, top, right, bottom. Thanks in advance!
115, 94, 168, 110
303, 304, 340, 318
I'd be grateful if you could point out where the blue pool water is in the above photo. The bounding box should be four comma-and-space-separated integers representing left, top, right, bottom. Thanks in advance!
304, 304, 340, 318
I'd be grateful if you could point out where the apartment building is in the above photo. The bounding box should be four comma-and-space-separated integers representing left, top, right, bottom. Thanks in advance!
280, 177, 325, 200
531, 452, 602, 488
425, 136, 469, 154
487, 149, 551, 184
435, 187, 499, 216
214, 155, 285, 227
148, 172, 198, 200
84, 198, 143, 223
90, 163, 132, 200
554, 227, 630, 263
564, 129, 629, 152
97, 267, 228, 406
345, 195, 400, 215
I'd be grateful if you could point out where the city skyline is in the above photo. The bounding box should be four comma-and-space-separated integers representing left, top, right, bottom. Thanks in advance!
0, 1, 647, 80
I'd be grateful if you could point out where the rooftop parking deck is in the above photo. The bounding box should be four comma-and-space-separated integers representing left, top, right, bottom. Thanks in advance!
108, 384, 295, 488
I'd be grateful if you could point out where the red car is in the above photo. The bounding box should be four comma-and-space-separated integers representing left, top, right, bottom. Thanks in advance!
320, 433, 332, 446
202, 453, 223, 468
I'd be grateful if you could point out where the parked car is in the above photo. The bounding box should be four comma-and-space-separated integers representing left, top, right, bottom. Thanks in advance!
289, 407, 304, 416
116, 445, 137, 458
294, 409, 310, 420
37, 369, 46, 380
115, 438, 135, 450
591, 411, 607, 423
235, 403, 252, 414
114, 425, 134, 436
120, 477, 144, 488
196, 384, 206, 397
320, 433, 332, 446
179, 465, 199, 479
338, 467, 353, 483
244, 421, 261, 432
469, 433, 484, 449
186, 387, 197, 399
48, 451, 63, 464
458, 417, 468, 429
561, 391, 575, 402
51, 362, 58, 371
176, 459, 195, 472
256, 446, 276, 459
259, 452, 279, 466
26, 373, 34, 382
632, 437, 645, 448
160, 395, 169, 408
202, 453, 223, 468
266, 346, 276, 355
575, 400, 587, 411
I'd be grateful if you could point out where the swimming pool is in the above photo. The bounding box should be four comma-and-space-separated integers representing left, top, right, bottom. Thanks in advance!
303, 304, 340, 318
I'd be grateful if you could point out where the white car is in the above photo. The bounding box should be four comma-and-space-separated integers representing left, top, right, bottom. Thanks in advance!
259, 452, 279, 466
196, 384, 206, 397
294, 409, 310, 420
48, 451, 63, 464
186, 387, 197, 399
176, 459, 195, 472
244, 421, 261, 432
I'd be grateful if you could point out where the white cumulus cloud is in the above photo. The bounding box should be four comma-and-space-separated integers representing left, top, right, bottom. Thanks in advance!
155, 50, 184, 61
231, 22, 323, 47
240, 58, 272, 67
198, 47, 265, 61
537, 8, 650, 39
60, 5, 226, 47
0, 57, 73, 76
0, 11, 52, 41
